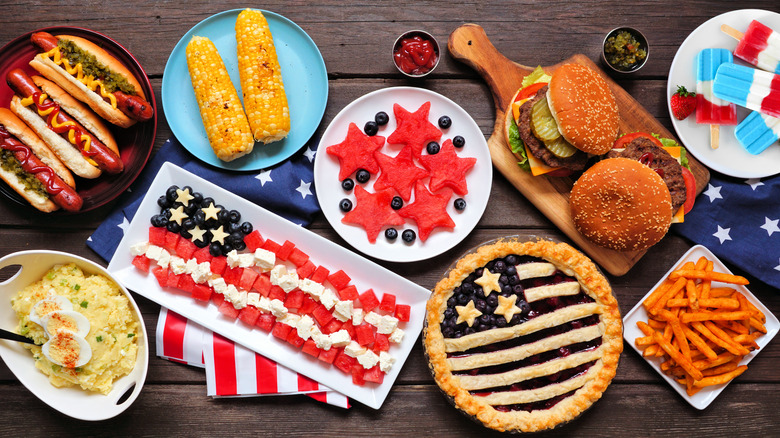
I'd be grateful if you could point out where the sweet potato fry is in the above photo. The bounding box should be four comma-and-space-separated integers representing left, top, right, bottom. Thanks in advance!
691, 321, 748, 356
665, 298, 739, 310
700, 260, 714, 299
681, 311, 752, 324
708, 287, 736, 298
681, 325, 717, 360
693, 365, 748, 387
670, 269, 749, 285
650, 329, 703, 380
703, 321, 750, 356
649, 277, 687, 315
686, 279, 699, 311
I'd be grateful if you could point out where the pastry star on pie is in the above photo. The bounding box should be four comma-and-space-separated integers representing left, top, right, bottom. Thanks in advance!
423, 238, 622, 433
474, 269, 501, 296
455, 300, 482, 327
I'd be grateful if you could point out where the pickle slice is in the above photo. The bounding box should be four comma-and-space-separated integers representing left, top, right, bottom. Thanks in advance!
543, 136, 578, 158
530, 97, 561, 142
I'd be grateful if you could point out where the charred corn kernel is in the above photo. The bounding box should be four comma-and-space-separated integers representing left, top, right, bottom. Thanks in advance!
186, 35, 254, 162
236, 9, 290, 144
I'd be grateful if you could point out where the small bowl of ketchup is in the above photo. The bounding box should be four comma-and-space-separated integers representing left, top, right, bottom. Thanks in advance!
393, 30, 440, 78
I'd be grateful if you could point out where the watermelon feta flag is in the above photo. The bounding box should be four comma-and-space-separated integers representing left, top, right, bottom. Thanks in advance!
673, 172, 780, 290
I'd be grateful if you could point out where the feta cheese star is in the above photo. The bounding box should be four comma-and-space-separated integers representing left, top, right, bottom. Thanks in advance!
189, 226, 207, 243
202, 202, 221, 221
474, 269, 501, 296
494, 294, 522, 323
175, 187, 194, 205
455, 300, 482, 327
210, 225, 229, 244
168, 205, 188, 225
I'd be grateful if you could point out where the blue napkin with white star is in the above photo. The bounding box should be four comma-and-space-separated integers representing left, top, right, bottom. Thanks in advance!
87, 137, 320, 262
673, 173, 780, 290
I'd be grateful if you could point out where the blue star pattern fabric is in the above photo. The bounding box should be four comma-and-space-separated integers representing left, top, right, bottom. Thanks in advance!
87, 137, 321, 262
673, 173, 780, 290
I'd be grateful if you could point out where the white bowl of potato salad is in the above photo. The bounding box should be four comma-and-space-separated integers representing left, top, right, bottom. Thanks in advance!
0, 250, 148, 421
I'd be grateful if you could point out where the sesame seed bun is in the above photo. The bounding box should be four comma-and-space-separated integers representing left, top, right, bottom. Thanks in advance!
547, 64, 619, 155
569, 158, 672, 252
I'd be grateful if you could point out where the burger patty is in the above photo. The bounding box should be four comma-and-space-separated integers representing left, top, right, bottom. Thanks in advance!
606, 137, 687, 212
517, 86, 589, 171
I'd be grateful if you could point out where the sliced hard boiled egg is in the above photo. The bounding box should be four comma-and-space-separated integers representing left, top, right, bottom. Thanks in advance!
40, 310, 91, 339
29, 295, 73, 327
41, 330, 92, 368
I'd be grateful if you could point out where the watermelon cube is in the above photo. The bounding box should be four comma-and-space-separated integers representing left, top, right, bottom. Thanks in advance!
132, 255, 151, 273
261, 239, 281, 254
284, 289, 304, 311
223, 266, 243, 287
211, 292, 225, 307
238, 306, 261, 326
374, 333, 390, 352
341, 320, 356, 339
192, 246, 213, 264
351, 364, 366, 386
379, 293, 396, 313
191, 284, 213, 301
148, 226, 166, 246
327, 270, 351, 290
255, 313, 275, 332
175, 238, 197, 260
167, 272, 183, 288
151, 266, 168, 287
163, 231, 180, 253
296, 260, 316, 279
358, 289, 380, 312
244, 230, 265, 252
323, 319, 343, 334
178, 274, 196, 293
318, 346, 341, 364
301, 339, 321, 357
217, 300, 240, 319
276, 240, 295, 261
338, 285, 359, 301
288, 247, 309, 267
268, 285, 286, 302
310, 266, 330, 284
286, 328, 305, 348
394, 304, 411, 322
253, 274, 272, 296
334, 350, 356, 374
299, 295, 319, 315
363, 365, 384, 384
239, 269, 260, 291
355, 323, 376, 347
210, 256, 227, 276
312, 304, 334, 326
271, 322, 292, 341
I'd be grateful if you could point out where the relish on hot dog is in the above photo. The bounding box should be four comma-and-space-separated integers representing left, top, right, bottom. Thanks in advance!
29, 32, 153, 128
0, 108, 82, 212
7, 69, 122, 179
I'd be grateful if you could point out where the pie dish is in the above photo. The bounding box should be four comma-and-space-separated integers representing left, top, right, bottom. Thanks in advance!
423, 237, 623, 432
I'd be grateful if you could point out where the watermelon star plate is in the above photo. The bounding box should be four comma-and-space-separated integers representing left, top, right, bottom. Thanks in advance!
314, 87, 492, 263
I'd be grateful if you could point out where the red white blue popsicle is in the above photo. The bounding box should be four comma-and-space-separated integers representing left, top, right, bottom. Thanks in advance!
713, 62, 780, 118
734, 111, 780, 154
696, 48, 737, 148
722, 21, 780, 75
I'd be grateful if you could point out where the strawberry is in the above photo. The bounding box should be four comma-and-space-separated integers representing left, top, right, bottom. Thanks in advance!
671, 85, 696, 120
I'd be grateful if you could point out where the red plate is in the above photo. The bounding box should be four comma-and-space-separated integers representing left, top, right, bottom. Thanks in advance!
0, 26, 156, 213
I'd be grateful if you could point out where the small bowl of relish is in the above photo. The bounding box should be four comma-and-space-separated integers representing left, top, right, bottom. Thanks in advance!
602, 27, 649, 73
393, 30, 440, 77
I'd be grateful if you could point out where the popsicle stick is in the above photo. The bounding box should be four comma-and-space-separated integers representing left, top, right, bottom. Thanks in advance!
721, 24, 744, 41
710, 124, 720, 149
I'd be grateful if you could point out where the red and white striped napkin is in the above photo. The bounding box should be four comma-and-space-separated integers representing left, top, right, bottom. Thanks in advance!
156, 308, 350, 408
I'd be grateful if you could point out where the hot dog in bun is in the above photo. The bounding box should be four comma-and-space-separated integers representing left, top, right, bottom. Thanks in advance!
29, 31, 153, 128
7, 69, 122, 179
0, 108, 82, 212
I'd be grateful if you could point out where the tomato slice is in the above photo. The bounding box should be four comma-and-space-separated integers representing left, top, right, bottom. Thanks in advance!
514, 82, 548, 102
681, 167, 696, 214
612, 132, 664, 149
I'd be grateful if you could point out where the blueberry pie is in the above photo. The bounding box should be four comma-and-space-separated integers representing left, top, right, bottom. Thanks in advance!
423, 238, 622, 433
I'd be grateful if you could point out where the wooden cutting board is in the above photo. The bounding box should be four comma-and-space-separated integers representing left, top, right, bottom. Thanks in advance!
448, 24, 710, 276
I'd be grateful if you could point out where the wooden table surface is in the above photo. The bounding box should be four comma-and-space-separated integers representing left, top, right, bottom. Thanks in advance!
1, 1, 779, 436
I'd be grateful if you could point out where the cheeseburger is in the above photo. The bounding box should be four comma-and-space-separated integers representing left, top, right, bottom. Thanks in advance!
505, 64, 619, 176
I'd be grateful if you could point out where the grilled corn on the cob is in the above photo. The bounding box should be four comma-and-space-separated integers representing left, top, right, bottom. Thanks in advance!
186, 35, 254, 162
236, 9, 290, 144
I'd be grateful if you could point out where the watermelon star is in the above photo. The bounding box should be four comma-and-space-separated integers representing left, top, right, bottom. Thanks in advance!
386, 101, 442, 158
372, 147, 429, 201
341, 185, 405, 243
398, 181, 455, 242
326, 122, 386, 180
418, 139, 476, 196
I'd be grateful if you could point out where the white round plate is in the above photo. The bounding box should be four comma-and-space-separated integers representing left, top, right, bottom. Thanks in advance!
668, 9, 780, 178
0, 251, 149, 421
314, 87, 492, 263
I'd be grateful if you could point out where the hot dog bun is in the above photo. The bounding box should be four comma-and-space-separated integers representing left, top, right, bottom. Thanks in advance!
0, 108, 75, 212
29, 35, 145, 128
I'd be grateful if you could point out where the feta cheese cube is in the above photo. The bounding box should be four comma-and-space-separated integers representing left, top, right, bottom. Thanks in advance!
329, 329, 351, 347
157, 249, 172, 269
247, 292, 261, 307
351, 308, 364, 325
191, 262, 212, 284
234, 291, 248, 309
364, 311, 382, 327
299, 279, 324, 301
389, 327, 405, 344
144, 244, 162, 261
296, 315, 315, 340
238, 253, 255, 268
276, 313, 301, 327
224, 284, 240, 302
257, 296, 272, 313
185, 258, 199, 274
130, 241, 149, 256
320, 288, 338, 310
379, 351, 396, 373
253, 248, 276, 270
376, 315, 399, 335
312, 331, 333, 350
344, 341, 365, 358
269, 299, 287, 318
226, 249, 241, 268
333, 300, 353, 322
278, 272, 299, 293
169, 256, 187, 275
209, 277, 228, 294
356, 349, 379, 369
269, 265, 287, 285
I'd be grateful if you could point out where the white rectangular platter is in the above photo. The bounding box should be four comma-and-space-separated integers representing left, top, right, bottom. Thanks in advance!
623, 245, 779, 410
107, 162, 432, 409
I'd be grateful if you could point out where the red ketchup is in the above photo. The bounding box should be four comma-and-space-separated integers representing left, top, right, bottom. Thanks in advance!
394, 35, 438, 75
0, 125, 63, 195
30, 92, 98, 159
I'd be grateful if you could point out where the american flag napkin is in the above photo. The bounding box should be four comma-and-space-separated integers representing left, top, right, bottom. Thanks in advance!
673, 172, 780, 290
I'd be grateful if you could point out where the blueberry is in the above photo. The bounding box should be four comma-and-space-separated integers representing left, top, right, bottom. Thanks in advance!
339, 198, 353, 212
229, 210, 241, 223
496, 317, 508, 328
240, 222, 253, 235
402, 229, 416, 243
180, 228, 192, 239
375, 111, 389, 126
217, 209, 230, 224
390, 196, 403, 210
150, 214, 167, 227
475, 300, 487, 312
519, 301, 531, 315
452, 135, 465, 148
209, 242, 222, 257
192, 192, 204, 206
165, 185, 179, 202
444, 308, 455, 319
426, 141, 440, 154
233, 240, 247, 251
229, 231, 244, 245
457, 293, 470, 305
221, 242, 234, 255
494, 260, 507, 273
499, 274, 508, 285
182, 218, 196, 230
193, 238, 209, 249
228, 222, 241, 234
477, 323, 489, 332
461, 282, 474, 293
356, 169, 370, 183
341, 178, 355, 191
512, 284, 524, 295
447, 296, 458, 307
505, 255, 518, 265
442, 327, 455, 338
385, 228, 398, 240
508, 275, 519, 285
438, 115, 452, 129
193, 210, 206, 226
464, 327, 476, 335
506, 265, 517, 276
157, 195, 172, 209
364, 120, 379, 136
479, 314, 491, 325
166, 221, 181, 233
201, 197, 215, 208
454, 198, 466, 211
501, 284, 512, 295
486, 294, 498, 307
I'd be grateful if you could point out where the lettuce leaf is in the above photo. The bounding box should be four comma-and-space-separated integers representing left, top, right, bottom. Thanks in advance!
522, 66, 552, 88
507, 117, 530, 172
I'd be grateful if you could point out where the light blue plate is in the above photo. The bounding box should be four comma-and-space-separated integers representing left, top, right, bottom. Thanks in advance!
162, 9, 328, 171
